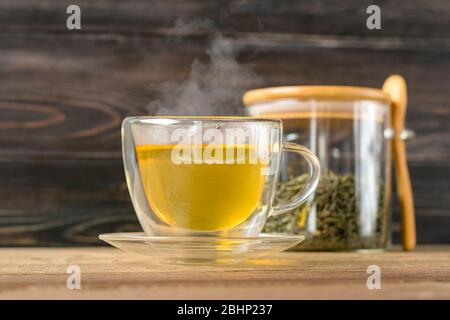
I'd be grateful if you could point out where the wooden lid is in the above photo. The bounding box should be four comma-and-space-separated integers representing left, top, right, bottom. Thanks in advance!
243, 86, 391, 106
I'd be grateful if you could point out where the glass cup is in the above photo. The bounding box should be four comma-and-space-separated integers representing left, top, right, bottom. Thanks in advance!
122, 116, 320, 238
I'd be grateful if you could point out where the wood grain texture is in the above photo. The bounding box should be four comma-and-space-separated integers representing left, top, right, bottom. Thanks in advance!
1, 160, 448, 246
0, 0, 449, 245
0, 0, 449, 38
0, 247, 449, 299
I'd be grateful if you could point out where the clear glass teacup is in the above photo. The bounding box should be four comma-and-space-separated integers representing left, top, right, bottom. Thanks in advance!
122, 116, 320, 238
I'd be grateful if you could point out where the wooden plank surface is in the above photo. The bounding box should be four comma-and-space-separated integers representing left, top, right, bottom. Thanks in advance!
1, 0, 449, 38
0, 0, 449, 245
0, 246, 449, 299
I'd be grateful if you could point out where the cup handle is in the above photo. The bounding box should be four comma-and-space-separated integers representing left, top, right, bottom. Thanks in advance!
270, 142, 321, 216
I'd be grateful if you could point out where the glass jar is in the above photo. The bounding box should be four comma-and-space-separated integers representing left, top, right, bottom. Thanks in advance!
244, 76, 415, 251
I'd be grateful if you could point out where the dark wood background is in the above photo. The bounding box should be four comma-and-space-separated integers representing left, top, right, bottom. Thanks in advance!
0, 0, 449, 245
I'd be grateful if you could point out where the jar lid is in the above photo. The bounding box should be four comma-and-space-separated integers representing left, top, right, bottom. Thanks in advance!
243, 86, 391, 106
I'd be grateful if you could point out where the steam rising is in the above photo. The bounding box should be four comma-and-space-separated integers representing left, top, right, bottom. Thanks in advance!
147, 19, 262, 116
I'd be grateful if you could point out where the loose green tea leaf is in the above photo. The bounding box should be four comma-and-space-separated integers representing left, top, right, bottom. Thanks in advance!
264, 172, 388, 250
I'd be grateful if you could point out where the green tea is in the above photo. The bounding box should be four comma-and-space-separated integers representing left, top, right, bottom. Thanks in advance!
136, 144, 267, 231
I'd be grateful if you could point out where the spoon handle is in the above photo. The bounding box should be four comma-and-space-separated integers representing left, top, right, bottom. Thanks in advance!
382, 75, 416, 251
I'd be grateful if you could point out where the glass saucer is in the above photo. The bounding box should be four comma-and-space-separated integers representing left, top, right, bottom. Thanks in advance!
99, 232, 304, 264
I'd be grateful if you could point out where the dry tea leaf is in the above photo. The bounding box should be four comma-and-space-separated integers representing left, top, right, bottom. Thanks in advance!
264, 172, 388, 251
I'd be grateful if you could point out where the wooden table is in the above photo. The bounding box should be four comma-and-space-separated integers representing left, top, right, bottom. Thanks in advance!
0, 246, 449, 299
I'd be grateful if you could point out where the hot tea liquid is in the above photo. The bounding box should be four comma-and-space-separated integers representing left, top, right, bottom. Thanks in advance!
135, 144, 267, 231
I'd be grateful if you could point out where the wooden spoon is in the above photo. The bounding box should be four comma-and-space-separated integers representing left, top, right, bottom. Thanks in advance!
382, 75, 416, 251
